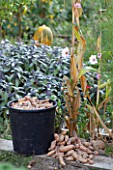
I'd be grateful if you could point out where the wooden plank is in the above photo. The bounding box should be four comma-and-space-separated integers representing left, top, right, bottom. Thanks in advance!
86, 156, 113, 170
0, 138, 13, 152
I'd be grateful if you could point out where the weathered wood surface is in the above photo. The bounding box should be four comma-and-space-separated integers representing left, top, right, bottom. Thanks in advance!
31, 155, 89, 170
0, 138, 13, 152
0, 139, 113, 170
85, 156, 113, 170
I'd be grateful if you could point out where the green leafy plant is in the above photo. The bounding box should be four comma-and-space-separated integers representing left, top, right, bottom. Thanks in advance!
0, 40, 70, 133
0, 0, 36, 40
0, 150, 32, 169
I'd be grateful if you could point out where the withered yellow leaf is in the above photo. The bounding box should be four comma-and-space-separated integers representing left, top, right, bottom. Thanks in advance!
80, 75, 87, 93
70, 54, 78, 84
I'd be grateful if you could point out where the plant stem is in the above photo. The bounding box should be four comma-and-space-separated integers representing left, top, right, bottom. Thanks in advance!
16, 5, 22, 41
93, 107, 113, 139
0, 24, 2, 39
96, 3, 102, 108
72, 0, 75, 50
96, 54, 101, 108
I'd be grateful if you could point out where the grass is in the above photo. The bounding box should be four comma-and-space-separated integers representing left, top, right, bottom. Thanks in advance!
0, 163, 26, 170
0, 150, 32, 169
105, 143, 113, 157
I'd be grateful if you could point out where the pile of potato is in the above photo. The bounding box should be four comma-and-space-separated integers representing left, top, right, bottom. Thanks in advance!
11, 96, 53, 110
47, 133, 105, 167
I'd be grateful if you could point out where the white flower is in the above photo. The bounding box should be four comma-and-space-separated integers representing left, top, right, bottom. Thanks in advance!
89, 55, 98, 65
62, 47, 69, 57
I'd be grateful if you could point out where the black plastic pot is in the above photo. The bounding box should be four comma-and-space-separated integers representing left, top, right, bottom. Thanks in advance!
7, 100, 57, 155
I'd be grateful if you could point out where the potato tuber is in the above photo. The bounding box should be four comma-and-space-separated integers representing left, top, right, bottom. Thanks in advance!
82, 152, 88, 159
65, 135, 69, 143
48, 140, 56, 151
59, 145, 75, 153
86, 148, 92, 154
78, 156, 88, 163
75, 144, 80, 149
54, 133, 59, 142
72, 151, 78, 160
65, 150, 74, 157
76, 138, 82, 145
89, 154, 94, 160
58, 153, 66, 167
77, 150, 88, 158
92, 140, 105, 150
88, 146, 94, 151
47, 149, 56, 156
40, 99, 49, 103
65, 156, 74, 161
93, 150, 99, 155
11, 96, 53, 110
88, 160, 94, 164
80, 145, 87, 152
47, 133, 101, 167
67, 137, 76, 145
83, 142, 91, 147
57, 141, 66, 146
61, 130, 68, 136
59, 134, 65, 142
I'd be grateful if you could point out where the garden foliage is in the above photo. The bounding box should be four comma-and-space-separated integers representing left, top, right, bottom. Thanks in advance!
0, 40, 70, 131
1, 0, 113, 51
0, 0, 113, 137
0, 163, 26, 170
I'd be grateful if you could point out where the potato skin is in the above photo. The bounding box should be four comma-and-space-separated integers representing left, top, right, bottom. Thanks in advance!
65, 150, 74, 157
65, 156, 74, 161
47, 133, 101, 167
59, 145, 75, 152
48, 140, 56, 151
59, 134, 65, 142
80, 145, 87, 152
54, 133, 59, 142
65, 135, 69, 143
72, 151, 78, 160
47, 149, 56, 156
78, 156, 88, 163
58, 154, 66, 167
67, 137, 76, 145
83, 142, 91, 147
88, 160, 94, 164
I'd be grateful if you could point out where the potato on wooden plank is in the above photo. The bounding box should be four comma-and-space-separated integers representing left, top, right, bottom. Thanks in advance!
59, 145, 75, 152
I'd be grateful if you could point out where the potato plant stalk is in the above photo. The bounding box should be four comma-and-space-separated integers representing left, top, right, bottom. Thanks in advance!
72, 0, 75, 51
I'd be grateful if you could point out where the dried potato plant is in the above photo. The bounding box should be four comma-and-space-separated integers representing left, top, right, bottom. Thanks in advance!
63, 0, 113, 139
63, 0, 86, 137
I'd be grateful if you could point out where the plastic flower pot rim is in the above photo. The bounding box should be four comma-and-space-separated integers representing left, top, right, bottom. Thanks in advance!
7, 99, 57, 113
